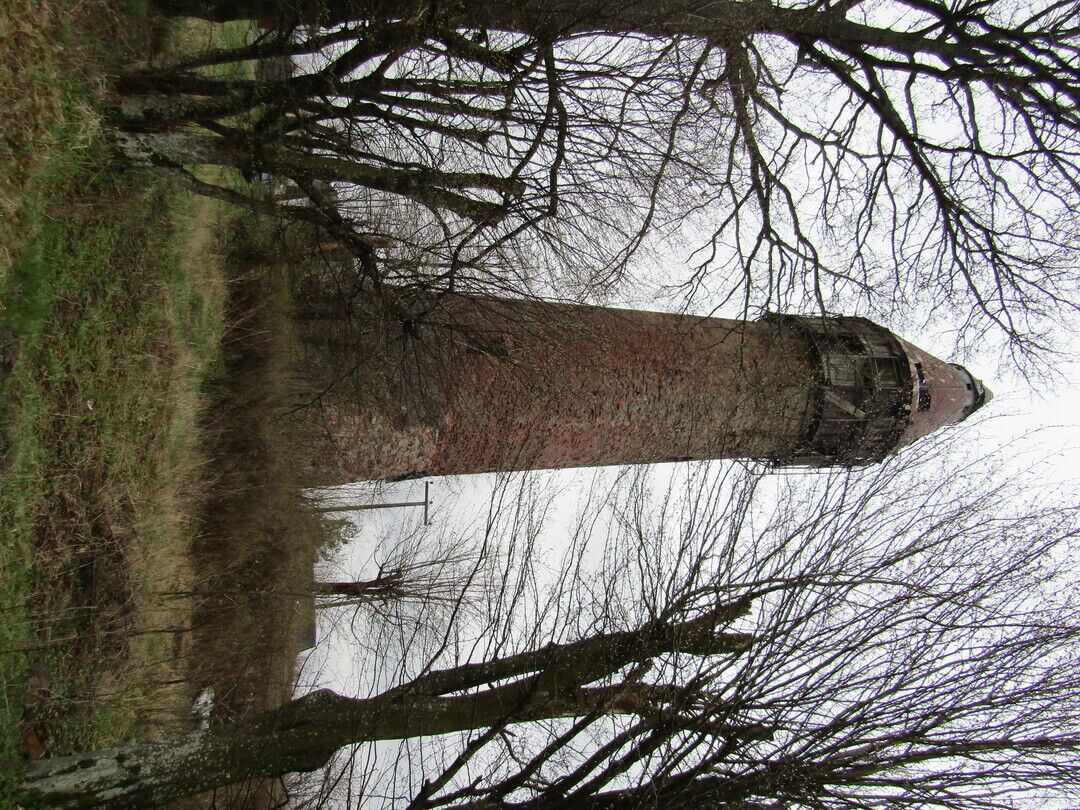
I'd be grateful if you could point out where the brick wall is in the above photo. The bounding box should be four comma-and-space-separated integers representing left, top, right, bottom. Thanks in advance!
296, 295, 817, 484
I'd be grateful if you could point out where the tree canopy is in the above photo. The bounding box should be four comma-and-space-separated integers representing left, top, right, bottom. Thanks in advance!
21, 437, 1080, 807
117, 0, 1080, 367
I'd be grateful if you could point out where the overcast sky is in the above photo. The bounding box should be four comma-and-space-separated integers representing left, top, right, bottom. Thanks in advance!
289, 4, 1080, 800
292, 282, 1078, 807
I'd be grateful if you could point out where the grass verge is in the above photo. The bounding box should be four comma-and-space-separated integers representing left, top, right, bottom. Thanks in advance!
0, 2, 225, 799
182, 222, 328, 809
0, 106, 230, 805
1, 7, 337, 806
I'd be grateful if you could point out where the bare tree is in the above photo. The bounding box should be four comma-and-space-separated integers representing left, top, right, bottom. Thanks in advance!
312, 523, 496, 612
117, 18, 728, 310
20, 434, 1080, 807
122, 0, 1080, 365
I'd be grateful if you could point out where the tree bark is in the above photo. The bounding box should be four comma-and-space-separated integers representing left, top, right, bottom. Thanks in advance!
116, 130, 512, 221
153, 0, 806, 36
18, 683, 727, 807
21, 681, 773, 808
394, 595, 753, 698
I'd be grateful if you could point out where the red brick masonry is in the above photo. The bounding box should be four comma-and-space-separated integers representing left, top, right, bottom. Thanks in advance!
298, 296, 987, 483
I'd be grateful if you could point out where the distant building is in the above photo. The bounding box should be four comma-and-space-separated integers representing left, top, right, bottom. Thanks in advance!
298, 295, 990, 483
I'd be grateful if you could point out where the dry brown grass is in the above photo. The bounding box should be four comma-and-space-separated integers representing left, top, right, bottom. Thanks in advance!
112, 187, 232, 741
0, 0, 67, 203
172, 228, 329, 810
0, 9, 338, 803
0, 7, 233, 786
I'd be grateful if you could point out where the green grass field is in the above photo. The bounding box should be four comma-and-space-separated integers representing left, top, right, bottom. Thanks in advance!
0, 2, 226, 791
0, 4, 327, 804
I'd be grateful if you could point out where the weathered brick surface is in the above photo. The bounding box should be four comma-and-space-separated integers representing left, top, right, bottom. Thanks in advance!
296, 296, 817, 484
895, 338, 983, 450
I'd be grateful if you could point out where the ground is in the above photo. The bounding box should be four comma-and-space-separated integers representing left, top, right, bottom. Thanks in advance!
0, 3, 332, 805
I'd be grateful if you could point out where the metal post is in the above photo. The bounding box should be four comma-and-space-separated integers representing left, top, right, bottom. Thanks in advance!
316, 482, 432, 524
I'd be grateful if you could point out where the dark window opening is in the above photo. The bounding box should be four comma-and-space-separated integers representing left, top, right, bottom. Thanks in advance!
915, 363, 931, 412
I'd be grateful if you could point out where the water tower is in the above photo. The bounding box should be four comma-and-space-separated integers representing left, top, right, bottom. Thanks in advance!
298, 295, 990, 483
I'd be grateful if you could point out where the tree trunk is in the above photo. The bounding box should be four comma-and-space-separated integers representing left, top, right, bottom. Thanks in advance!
117, 130, 510, 222
154, 0, 788, 35
18, 684, 691, 807
17, 687, 520, 807
151, 0, 938, 58
20, 690, 352, 809
400, 595, 753, 699
21, 603, 753, 807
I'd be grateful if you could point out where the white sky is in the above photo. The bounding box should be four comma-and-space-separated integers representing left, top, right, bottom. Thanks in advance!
287, 5, 1080, 801
293, 288, 1078, 807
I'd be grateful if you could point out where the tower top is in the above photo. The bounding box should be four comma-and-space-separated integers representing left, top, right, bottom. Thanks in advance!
767, 315, 991, 467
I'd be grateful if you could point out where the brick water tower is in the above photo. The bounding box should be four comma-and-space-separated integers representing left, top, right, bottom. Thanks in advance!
298, 294, 990, 484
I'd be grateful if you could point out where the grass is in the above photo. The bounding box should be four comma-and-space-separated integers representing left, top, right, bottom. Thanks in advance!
0, 5, 336, 807
0, 81, 228, 807
0, 0, 116, 283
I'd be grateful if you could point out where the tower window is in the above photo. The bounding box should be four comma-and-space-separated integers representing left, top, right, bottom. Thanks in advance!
915, 363, 931, 412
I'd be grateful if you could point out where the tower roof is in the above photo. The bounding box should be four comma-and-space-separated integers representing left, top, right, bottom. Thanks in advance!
895, 339, 992, 450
